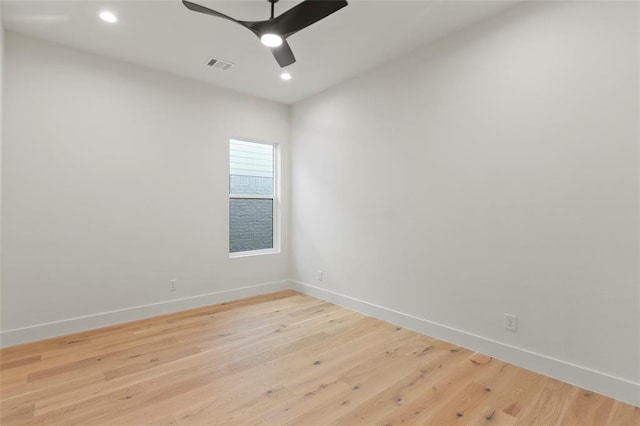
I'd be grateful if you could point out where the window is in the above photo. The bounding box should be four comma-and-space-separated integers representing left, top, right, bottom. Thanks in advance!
229, 139, 279, 256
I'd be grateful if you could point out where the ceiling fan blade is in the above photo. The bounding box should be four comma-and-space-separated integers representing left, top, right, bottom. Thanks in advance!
271, 0, 348, 38
182, 1, 250, 30
271, 40, 296, 68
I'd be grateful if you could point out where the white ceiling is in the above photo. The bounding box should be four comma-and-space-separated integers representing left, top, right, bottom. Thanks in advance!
2, 0, 518, 104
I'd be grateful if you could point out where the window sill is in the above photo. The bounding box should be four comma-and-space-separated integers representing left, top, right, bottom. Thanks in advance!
229, 248, 280, 259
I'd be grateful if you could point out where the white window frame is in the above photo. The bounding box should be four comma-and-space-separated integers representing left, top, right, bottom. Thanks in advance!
229, 139, 280, 258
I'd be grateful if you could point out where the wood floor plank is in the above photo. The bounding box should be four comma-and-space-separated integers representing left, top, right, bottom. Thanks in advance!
550, 387, 611, 425
0, 355, 42, 371
1, 291, 637, 425
513, 378, 576, 425
607, 401, 640, 426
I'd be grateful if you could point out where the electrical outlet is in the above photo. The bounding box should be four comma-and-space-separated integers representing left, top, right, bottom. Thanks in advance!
317, 271, 324, 282
504, 314, 517, 332
169, 280, 177, 292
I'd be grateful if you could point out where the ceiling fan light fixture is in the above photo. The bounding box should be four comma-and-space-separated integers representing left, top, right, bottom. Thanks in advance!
260, 33, 283, 48
98, 10, 118, 23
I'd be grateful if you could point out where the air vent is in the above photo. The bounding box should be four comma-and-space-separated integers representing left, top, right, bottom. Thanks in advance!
206, 57, 235, 71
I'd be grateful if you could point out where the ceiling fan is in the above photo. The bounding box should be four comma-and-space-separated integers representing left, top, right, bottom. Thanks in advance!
182, 0, 348, 68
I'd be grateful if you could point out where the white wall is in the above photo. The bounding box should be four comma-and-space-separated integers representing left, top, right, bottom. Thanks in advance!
0, 2, 4, 337
291, 1, 639, 404
1, 33, 290, 344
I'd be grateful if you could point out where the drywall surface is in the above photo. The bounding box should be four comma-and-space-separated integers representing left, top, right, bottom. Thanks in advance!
291, 0, 639, 400
1, 33, 290, 340
0, 3, 4, 336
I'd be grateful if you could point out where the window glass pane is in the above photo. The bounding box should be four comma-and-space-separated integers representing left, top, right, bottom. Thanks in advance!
230, 198, 273, 253
230, 140, 273, 195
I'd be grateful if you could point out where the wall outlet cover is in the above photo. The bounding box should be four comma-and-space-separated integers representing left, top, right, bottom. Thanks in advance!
504, 314, 517, 332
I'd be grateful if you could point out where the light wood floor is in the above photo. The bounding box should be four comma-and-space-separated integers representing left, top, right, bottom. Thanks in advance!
1, 291, 638, 425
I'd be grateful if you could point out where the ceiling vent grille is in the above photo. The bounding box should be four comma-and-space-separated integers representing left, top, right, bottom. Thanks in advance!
206, 57, 235, 71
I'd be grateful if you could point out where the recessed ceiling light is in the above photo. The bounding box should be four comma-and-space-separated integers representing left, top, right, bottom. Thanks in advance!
280, 72, 292, 81
260, 33, 283, 48
99, 11, 118, 23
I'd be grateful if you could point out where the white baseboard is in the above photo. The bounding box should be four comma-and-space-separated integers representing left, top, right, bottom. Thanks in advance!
3, 279, 637, 407
291, 280, 640, 408
0, 280, 291, 348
